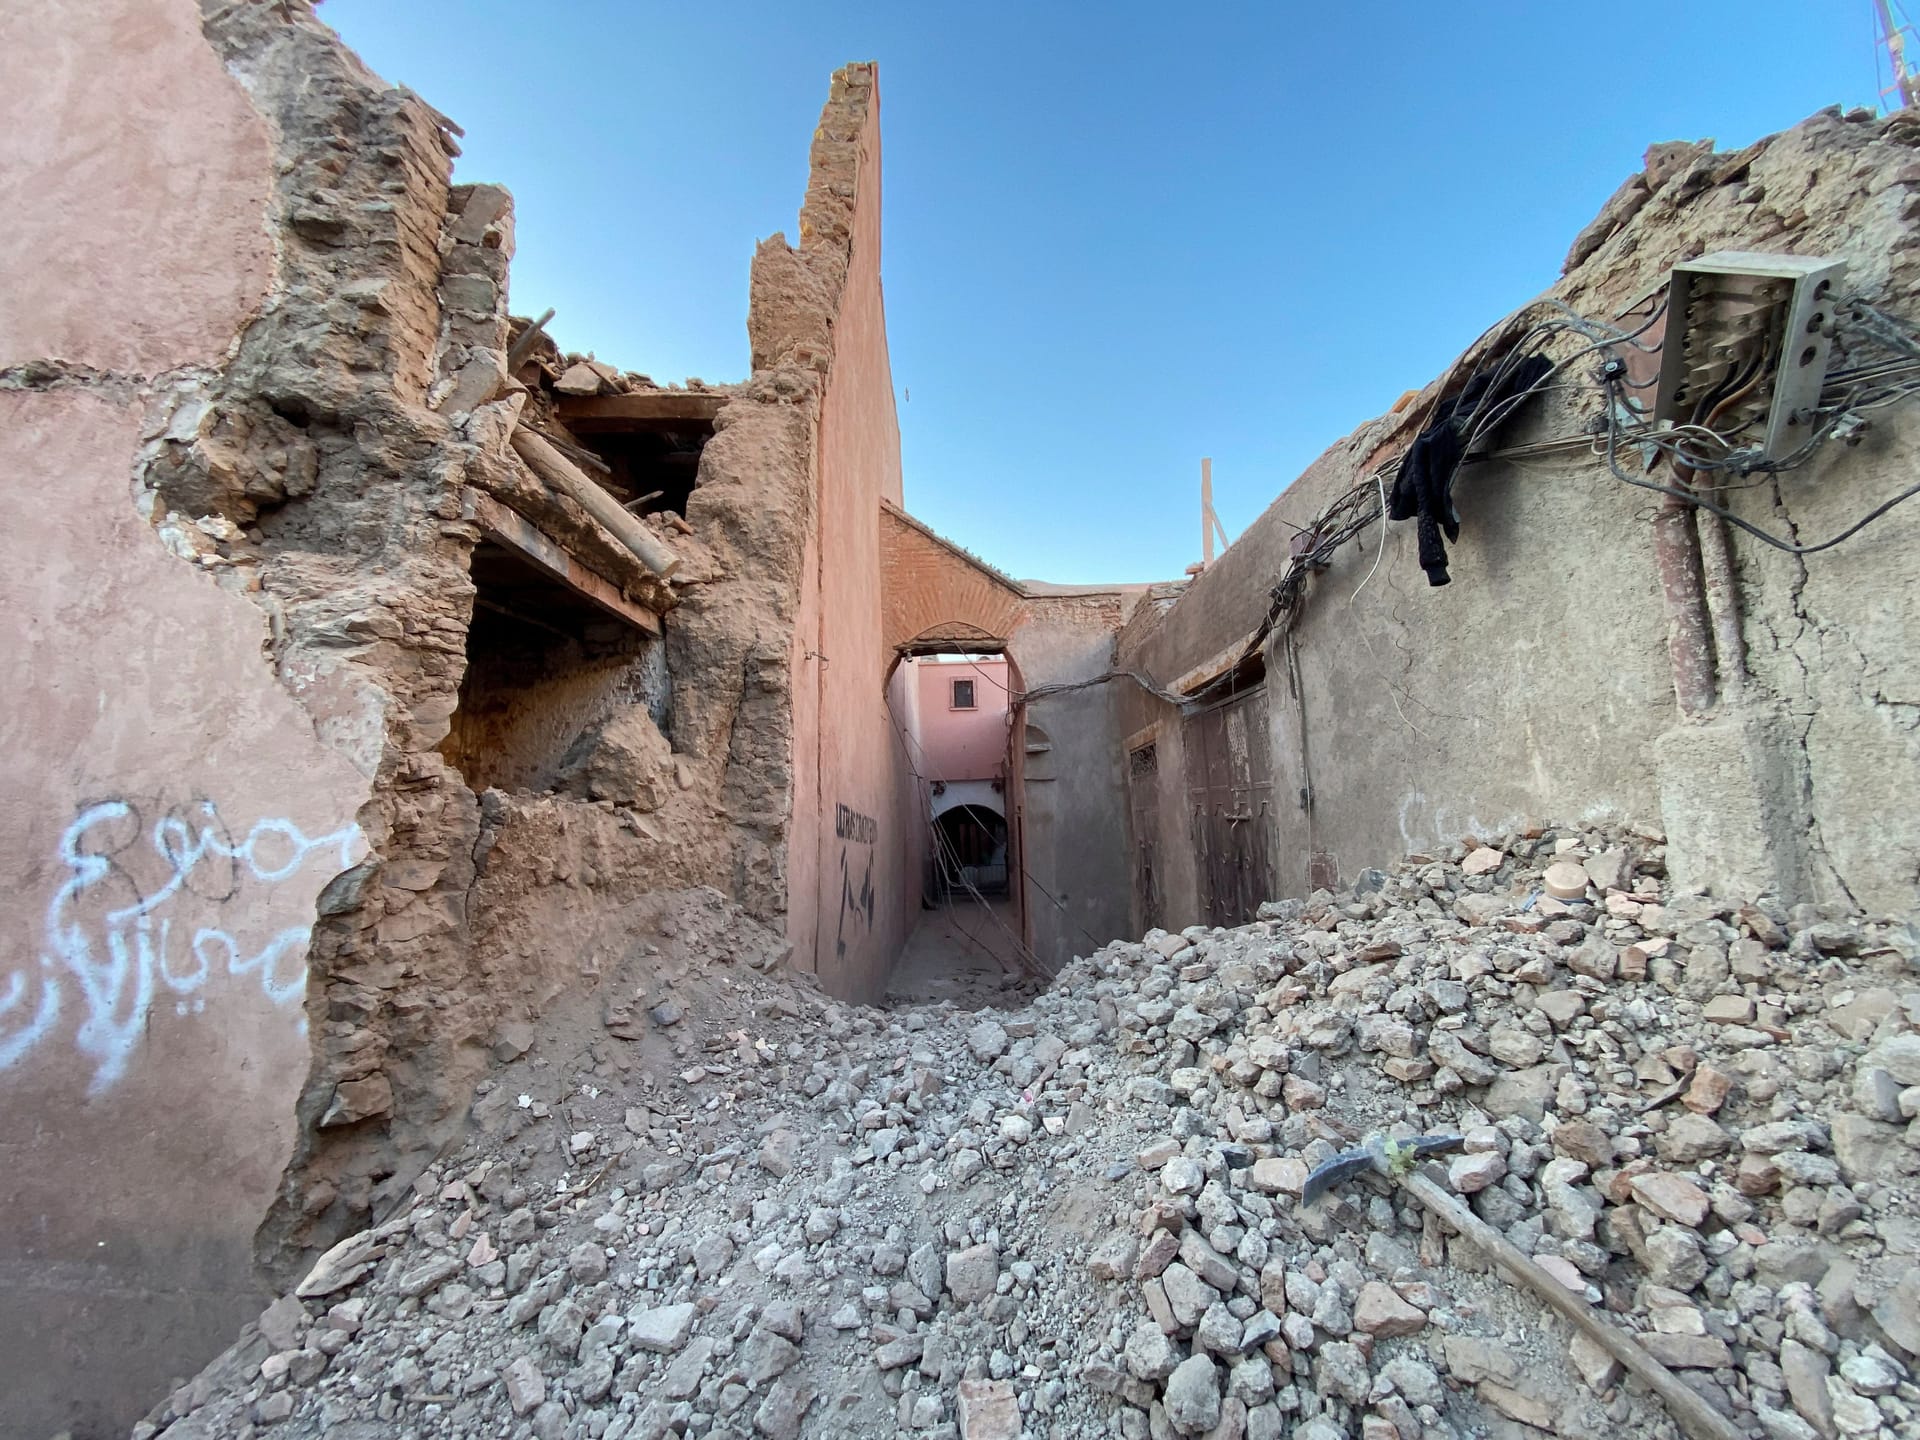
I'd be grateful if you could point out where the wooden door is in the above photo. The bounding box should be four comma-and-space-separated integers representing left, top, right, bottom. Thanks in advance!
1184, 688, 1275, 928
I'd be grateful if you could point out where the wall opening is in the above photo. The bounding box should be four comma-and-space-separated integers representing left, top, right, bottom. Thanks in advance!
929, 801, 1009, 898
554, 393, 724, 519
884, 647, 1036, 1006
441, 539, 661, 792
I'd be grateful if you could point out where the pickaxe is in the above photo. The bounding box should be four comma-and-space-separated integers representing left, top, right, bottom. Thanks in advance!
1303, 1133, 1742, 1440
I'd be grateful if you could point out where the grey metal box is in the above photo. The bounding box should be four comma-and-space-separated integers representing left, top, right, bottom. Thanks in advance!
1654, 250, 1847, 464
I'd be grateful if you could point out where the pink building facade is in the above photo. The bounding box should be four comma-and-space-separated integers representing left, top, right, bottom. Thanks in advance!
908, 656, 1011, 784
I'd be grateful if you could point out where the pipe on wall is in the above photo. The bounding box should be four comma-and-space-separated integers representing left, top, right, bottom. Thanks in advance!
1650, 485, 1720, 719
1694, 505, 1749, 706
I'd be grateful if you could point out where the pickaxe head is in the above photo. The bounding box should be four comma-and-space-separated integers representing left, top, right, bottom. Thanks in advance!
1300, 1133, 1465, 1206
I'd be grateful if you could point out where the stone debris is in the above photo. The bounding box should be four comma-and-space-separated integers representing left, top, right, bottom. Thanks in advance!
133, 822, 1920, 1440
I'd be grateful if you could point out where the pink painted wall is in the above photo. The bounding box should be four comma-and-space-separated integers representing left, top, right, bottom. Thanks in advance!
912, 658, 1012, 782
0, 0, 275, 373
787, 71, 919, 1002
787, 516, 824, 984
0, 5, 373, 1435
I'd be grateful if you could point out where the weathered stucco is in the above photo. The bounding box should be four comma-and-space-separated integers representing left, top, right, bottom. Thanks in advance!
768, 65, 920, 1002
913, 657, 1013, 781
0, 385, 374, 1440
1011, 596, 1137, 966
1119, 109, 1920, 926
0, 0, 275, 373
0, 5, 373, 1434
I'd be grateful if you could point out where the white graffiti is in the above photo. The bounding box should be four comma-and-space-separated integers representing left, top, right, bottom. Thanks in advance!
1396, 790, 1522, 857
1, 799, 362, 1094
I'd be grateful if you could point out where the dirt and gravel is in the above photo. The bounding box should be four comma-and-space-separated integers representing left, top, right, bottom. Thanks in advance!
133, 824, 1920, 1440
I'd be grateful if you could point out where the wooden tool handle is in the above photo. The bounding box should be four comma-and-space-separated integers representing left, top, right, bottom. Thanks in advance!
1400, 1170, 1744, 1440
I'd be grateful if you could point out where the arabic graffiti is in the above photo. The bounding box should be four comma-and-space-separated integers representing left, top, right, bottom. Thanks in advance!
835, 803, 878, 844
834, 803, 877, 961
1, 797, 363, 1094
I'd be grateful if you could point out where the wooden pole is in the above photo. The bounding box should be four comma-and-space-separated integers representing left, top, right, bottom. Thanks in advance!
1400, 1170, 1741, 1440
510, 426, 681, 580
1202, 457, 1214, 566
506, 307, 557, 370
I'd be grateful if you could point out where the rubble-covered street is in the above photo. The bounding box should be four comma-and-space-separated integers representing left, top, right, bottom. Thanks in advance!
139, 826, 1920, 1440
13, 8, 1920, 1436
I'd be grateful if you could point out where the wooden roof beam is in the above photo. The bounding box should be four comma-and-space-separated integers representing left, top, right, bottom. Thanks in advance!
465, 490, 661, 637
555, 392, 728, 433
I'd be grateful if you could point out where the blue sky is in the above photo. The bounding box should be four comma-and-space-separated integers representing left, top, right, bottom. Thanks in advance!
322, 1, 1881, 583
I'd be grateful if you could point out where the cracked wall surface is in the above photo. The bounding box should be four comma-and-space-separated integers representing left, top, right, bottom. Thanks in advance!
0, 4, 378, 1437
1119, 107, 1920, 927
0, 6, 867, 1435
769, 64, 924, 1003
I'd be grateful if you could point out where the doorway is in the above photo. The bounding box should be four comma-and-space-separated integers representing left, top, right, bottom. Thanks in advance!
885, 650, 1035, 1005
1183, 682, 1276, 929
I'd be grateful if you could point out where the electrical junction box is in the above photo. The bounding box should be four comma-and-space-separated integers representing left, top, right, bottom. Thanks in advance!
1654, 250, 1846, 463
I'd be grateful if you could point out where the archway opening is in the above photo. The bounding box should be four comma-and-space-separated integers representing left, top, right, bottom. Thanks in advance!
883, 643, 1038, 1007
930, 801, 1008, 897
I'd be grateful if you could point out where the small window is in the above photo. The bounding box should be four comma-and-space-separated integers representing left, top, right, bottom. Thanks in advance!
951, 678, 976, 710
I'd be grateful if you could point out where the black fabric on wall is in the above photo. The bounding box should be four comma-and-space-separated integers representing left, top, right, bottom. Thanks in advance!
1387, 353, 1554, 586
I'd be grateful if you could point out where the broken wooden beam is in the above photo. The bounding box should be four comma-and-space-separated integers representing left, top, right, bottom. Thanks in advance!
554, 391, 727, 431
509, 425, 681, 580
506, 307, 556, 370
465, 491, 661, 636
1400, 1169, 1741, 1440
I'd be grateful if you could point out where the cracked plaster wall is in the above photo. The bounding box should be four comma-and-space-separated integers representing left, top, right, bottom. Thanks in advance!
766, 64, 923, 1004
1120, 107, 1920, 924
0, 4, 379, 1436
0, 4, 843, 1433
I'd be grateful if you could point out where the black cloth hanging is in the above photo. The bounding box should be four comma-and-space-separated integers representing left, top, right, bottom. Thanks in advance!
1387, 352, 1553, 586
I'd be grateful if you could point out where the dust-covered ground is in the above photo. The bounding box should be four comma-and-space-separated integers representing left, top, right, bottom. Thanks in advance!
133, 824, 1920, 1440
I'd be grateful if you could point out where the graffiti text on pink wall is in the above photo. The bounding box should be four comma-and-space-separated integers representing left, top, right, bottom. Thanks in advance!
0, 799, 363, 1094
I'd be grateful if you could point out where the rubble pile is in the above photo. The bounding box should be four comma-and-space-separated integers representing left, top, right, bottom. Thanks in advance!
137, 828, 1920, 1440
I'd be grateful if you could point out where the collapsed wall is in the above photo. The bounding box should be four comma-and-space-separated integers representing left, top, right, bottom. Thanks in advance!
771, 65, 927, 1005
0, 6, 892, 1436
1118, 106, 1920, 932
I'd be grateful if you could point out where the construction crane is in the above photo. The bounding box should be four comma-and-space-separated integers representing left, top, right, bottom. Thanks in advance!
1875, 0, 1920, 112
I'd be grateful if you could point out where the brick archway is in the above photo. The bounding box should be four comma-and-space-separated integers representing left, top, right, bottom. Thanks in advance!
880, 500, 1028, 661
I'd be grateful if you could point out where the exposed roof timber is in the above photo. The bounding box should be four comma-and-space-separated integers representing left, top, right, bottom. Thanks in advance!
556, 392, 728, 433
901, 636, 1008, 656
465, 490, 662, 636
1170, 626, 1264, 698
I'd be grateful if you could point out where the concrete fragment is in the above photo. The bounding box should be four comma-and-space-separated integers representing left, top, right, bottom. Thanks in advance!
502, 1354, 545, 1416
946, 1244, 998, 1304
1353, 1282, 1425, 1337
627, 1302, 696, 1353
1544, 861, 1589, 899
1461, 846, 1504, 875
1164, 1353, 1223, 1434
1630, 1172, 1712, 1227
956, 1378, 1020, 1440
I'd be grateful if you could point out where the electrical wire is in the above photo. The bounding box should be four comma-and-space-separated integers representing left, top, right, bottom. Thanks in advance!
1601, 374, 1920, 554
1019, 668, 1192, 707
1348, 469, 1389, 606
